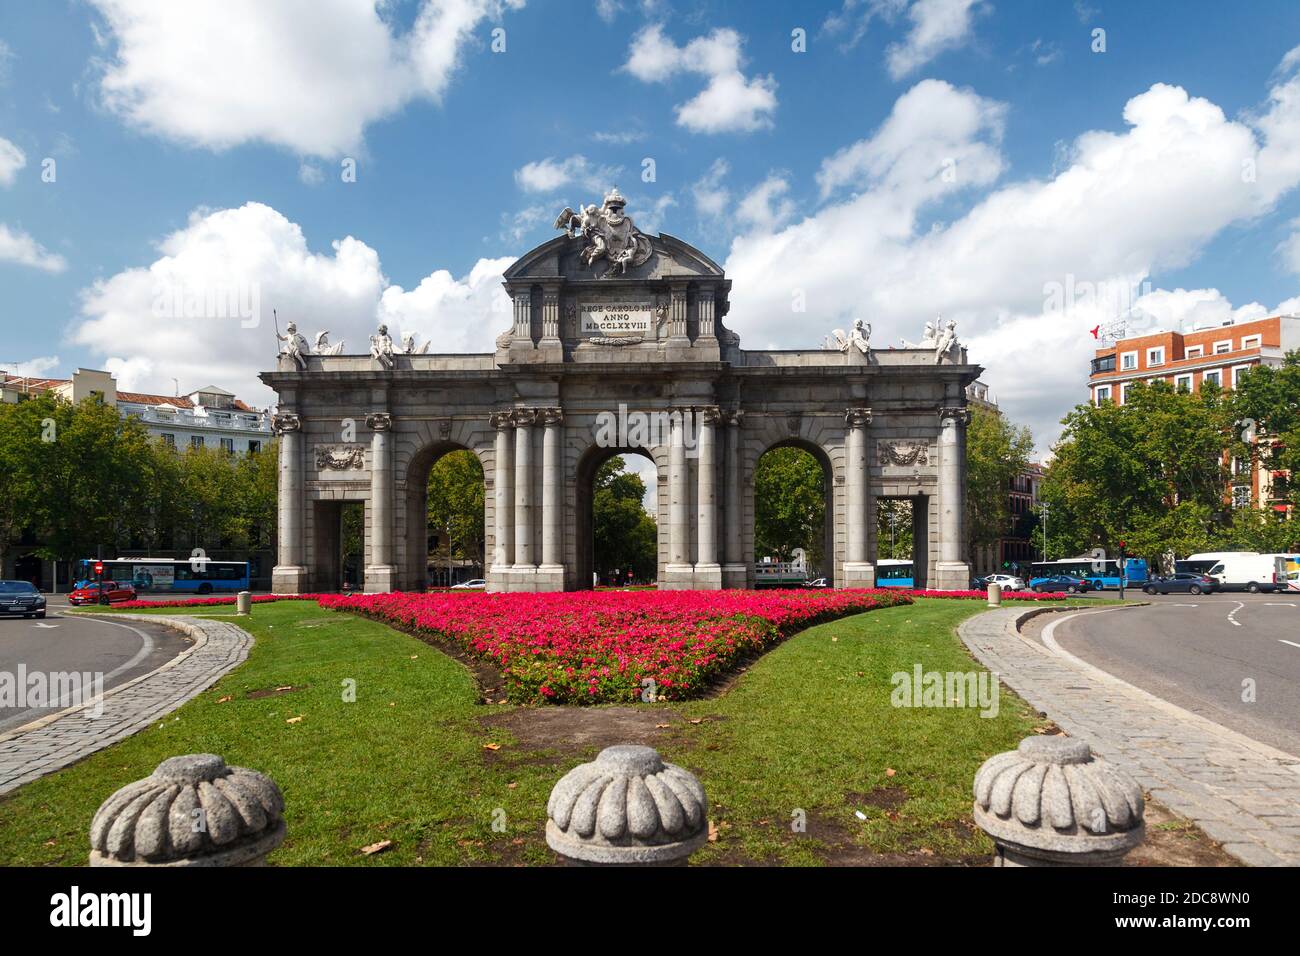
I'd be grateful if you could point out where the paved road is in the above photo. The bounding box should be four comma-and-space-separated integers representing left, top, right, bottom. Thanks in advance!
1050, 593, 1300, 756
0, 611, 190, 733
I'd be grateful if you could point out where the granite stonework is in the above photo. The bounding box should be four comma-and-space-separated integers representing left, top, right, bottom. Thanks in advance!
90, 754, 286, 867
546, 745, 708, 865
974, 735, 1146, 867
261, 206, 980, 593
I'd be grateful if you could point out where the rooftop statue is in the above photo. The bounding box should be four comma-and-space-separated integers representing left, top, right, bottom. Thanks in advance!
900, 320, 937, 350
370, 323, 396, 369
824, 318, 871, 355
554, 187, 654, 278
314, 330, 345, 356
276, 317, 310, 370
401, 332, 430, 354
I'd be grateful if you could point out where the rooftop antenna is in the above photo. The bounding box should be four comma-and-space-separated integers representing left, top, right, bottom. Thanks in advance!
172, 378, 180, 397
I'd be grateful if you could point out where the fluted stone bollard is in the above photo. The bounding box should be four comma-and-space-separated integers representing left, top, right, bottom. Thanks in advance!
973, 736, 1144, 866
236, 591, 251, 616
90, 754, 285, 867
546, 745, 708, 866
987, 581, 1002, 606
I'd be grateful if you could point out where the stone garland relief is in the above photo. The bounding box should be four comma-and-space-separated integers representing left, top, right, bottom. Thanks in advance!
878, 440, 932, 467
315, 446, 365, 470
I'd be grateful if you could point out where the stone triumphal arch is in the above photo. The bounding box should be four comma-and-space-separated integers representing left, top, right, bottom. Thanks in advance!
262, 192, 979, 593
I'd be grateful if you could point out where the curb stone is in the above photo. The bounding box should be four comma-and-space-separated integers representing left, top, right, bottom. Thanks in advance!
0, 614, 253, 795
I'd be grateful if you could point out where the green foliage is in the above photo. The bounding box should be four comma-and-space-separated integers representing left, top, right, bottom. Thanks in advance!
754, 446, 826, 569
592, 456, 657, 582
876, 499, 913, 559
427, 450, 485, 563
966, 407, 1034, 562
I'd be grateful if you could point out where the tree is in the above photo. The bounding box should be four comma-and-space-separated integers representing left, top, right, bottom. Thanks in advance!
0, 395, 55, 571
427, 450, 485, 566
876, 498, 913, 560
592, 456, 657, 582
753, 446, 826, 570
1233, 352, 1300, 512
966, 407, 1034, 565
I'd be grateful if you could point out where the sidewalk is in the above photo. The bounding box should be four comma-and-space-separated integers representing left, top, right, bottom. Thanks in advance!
960, 606, 1300, 866
0, 614, 252, 795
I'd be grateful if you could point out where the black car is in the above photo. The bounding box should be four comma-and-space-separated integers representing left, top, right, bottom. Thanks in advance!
1030, 575, 1090, 594
0, 580, 47, 618
1142, 572, 1217, 595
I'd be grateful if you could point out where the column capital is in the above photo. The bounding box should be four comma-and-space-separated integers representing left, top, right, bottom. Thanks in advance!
845, 406, 873, 427
271, 411, 301, 434
938, 406, 971, 427
538, 407, 564, 426
365, 411, 392, 432
724, 408, 744, 427
512, 407, 537, 427
490, 410, 515, 429
695, 405, 721, 424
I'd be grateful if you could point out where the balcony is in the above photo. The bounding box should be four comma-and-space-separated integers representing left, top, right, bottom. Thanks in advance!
127, 405, 270, 433
1090, 355, 1116, 375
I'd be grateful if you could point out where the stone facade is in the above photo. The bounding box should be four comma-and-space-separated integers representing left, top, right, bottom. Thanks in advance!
260, 225, 980, 593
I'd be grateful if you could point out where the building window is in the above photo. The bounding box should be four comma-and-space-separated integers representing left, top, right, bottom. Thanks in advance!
1120, 351, 1137, 371
1146, 346, 1165, 367
1213, 340, 1232, 354
1203, 370, 1222, 388
191, 436, 204, 448
1184, 345, 1203, 359
161, 433, 175, 447
1095, 386, 1112, 404
220, 437, 234, 453
1241, 334, 1261, 349
1232, 365, 1254, 389
248, 440, 262, 454
1174, 374, 1193, 392
1121, 383, 1134, 404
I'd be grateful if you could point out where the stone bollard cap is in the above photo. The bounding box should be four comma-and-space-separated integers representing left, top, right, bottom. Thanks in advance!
90, 754, 286, 866
973, 735, 1144, 860
546, 745, 708, 864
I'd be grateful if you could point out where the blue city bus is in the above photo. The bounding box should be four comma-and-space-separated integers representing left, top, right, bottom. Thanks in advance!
875, 559, 914, 588
76, 558, 250, 595
1029, 557, 1148, 590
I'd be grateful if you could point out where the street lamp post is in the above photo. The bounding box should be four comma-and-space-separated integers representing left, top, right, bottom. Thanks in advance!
1040, 501, 1051, 563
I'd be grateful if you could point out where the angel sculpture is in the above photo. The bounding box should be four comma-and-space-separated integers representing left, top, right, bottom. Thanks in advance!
314, 330, 345, 356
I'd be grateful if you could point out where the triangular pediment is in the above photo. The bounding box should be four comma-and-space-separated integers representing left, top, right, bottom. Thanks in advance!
504, 233, 724, 283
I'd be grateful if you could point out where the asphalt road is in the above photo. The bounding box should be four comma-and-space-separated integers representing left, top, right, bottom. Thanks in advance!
0, 610, 190, 733
1048, 593, 1300, 755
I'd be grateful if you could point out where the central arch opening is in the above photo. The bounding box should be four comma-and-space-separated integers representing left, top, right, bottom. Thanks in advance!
575, 449, 659, 589
753, 441, 833, 587
404, 443, 485, 590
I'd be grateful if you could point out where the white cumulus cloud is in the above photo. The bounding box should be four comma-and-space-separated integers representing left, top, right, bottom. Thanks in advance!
0, 223, 66, 272
887, 0, 982, 80
88, 0, 525, 157
0, 135, 25, 186
514, 155, 622, 194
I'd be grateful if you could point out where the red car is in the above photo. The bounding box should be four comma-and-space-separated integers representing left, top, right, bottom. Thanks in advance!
68, 580, 137, 606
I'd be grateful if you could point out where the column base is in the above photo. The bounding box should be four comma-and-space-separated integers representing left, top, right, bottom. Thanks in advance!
693, 563, 723, 590
536, 564, 566, 591
721, 564, 748, 589
933, 561, 972, 592
271, 565, 308, 594
660, 564, 696, 590
843, 561, 876, 588
364, 565, 397, 593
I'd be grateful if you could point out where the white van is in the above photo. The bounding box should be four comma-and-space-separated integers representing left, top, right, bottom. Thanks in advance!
1205, 553, 1287, 593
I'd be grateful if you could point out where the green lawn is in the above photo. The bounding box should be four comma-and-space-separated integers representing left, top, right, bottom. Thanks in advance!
0, 597, 1093, 866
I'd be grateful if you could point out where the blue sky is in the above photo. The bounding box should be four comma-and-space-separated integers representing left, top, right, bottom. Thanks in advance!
1, 0, 1299, 451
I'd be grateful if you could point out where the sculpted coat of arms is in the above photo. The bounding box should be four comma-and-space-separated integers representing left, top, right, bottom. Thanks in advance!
554, 187, 654, 278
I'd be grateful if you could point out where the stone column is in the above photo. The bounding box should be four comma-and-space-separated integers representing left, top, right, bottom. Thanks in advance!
721, 410, 746, 589
665, 408, 692, 587
935, 405, 972, 590
270, 412, 307, 593
694, 406, 721, 588
538, 407, 565, 588
843, 407, 875, 587
513, 408, 537, 577
540, 290, 560, 343
697, 291, 716, 340
364, 411, 396, 592
510, 290, 534, 350
489, 411, 514, 591
666, 284, 690, 347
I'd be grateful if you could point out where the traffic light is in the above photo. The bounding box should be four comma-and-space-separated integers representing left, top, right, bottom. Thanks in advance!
93, 561, 104, 577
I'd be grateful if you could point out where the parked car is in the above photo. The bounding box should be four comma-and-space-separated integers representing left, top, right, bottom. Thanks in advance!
0, 580, 47, 618
1142, 572, 1217, 595
449, 579, 486, 590
1030, 575, 1090, 594
68, 580, 137, 606
974, 573, 1025, 591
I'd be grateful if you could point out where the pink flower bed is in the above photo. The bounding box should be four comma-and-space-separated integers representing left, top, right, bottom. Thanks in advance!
903, 589, 1067, 601
318, 588, 912, 704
